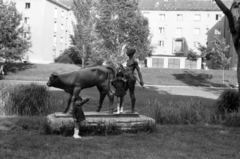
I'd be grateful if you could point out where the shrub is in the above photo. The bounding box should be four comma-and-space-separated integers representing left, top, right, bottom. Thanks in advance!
214, 89, 239, 115
4, 83, 51, 115
152, 99, 214, 125
54, 46, 82, 64
0, 83, 14, 115
0, 83, 63, 116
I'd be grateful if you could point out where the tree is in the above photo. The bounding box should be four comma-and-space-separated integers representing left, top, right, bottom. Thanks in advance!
215, 0, 240, 90
0, 0, 31, 62
91, 0, 152, 65
212, 36, 230, 84
71, 0, 96, 68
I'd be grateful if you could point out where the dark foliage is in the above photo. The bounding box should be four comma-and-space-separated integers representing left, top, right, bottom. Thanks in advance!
215, 89, 240, 115
54, 47, 82, 64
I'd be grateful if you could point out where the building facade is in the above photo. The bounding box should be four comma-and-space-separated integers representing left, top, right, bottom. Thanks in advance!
6, 0, 74, 63
139, 0, 233, 69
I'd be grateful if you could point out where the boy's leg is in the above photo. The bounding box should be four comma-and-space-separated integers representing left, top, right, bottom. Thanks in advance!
73, 122, 81, 139
120, 96, 124, 113
117, 97, 120, 114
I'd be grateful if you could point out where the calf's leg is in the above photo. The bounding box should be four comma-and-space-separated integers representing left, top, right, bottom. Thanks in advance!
96, 86, 106, 112
63, 94, 72, 113
66, 87, 81, 114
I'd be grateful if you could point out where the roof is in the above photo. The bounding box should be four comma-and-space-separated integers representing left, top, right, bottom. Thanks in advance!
139, 0, 233, 11
48, 0, 70, 10
58, 0, 72, 8
57, 0, 233, 11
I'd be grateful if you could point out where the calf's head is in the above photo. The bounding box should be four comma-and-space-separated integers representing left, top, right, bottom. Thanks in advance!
46, 73, 59, 87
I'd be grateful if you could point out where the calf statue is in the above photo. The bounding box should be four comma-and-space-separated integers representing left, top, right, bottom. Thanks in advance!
46, 66, 115, 114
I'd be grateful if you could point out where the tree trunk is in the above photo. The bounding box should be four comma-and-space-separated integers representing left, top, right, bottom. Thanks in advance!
81, 58, 84, 68
238, 54, 240, 99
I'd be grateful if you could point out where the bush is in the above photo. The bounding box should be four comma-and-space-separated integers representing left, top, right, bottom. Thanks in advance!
0, 83, 13, 115
5, 83, 51, 115
152, 99, 214, 125
214, 89, 239, 115
54, 47, 82, 64
0, 83, 63, 116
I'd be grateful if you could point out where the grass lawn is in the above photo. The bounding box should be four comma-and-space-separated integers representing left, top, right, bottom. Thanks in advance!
1, 63, 238, 87
0, 64, 239, 158
1, 86, 237, 158
1, 121, 240, 159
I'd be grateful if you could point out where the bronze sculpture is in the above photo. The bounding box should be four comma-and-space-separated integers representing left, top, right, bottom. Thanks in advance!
119, 47, 144, 113
46, 66, 115, 114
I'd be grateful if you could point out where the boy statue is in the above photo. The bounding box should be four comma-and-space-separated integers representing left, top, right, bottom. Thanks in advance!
124, 47, 144, 113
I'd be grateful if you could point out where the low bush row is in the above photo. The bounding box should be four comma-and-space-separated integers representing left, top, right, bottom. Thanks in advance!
0, 83, 62, 116
152, 89, 240, 127
1, 83, 240, 130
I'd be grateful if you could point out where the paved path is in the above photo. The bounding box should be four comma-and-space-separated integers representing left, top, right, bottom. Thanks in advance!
0, 80, 229, 99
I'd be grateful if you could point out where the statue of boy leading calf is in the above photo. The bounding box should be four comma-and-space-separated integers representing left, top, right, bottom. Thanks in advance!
46, 47, 144, 114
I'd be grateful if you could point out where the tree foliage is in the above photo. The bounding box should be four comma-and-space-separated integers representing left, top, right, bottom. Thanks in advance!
211, 36, 230, 69
93, 0, 151, 64
71, 0, 96, 67
71, 0, 152, 66
0, 0, 31, 62
187, 49, 199, 61
54, 46, 82, 64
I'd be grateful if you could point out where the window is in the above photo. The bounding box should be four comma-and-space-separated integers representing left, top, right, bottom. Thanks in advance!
23, 32, 28, 38
194, 28, 200, 35
60, 37, 63, 43
53, 35, 57, 44
216, 14, 222, 20
206, 28, 209, 33
194, 42, 199, 47
159, 40, 164, 47
54, 8, 58, 19
194, 14, 201, 21
177, 14, 183, 21
174, 40, 183, 53
61, 24, 64, 31
176, 28, 182, 37
159, 14, 165, 20
214, 28, 221, 35
159, 27, 165, 34
24, 17, 29, 24
207, 14, 210, 18
25, 3, 30, 9
152, 58, 164, 68
54, 21, 57, 32
62, 10, 65, 17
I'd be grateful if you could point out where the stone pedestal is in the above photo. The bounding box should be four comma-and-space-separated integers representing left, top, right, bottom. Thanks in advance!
46, 111, 155, 133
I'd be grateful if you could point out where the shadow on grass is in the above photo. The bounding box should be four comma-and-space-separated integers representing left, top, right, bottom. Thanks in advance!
173, 70, 226, 87
1, 62, 36, 74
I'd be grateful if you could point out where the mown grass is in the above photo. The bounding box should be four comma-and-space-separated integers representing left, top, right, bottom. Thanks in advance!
0, 63, 239, 158
1, 84, 240, 158
1, 119, 240, 159
1, 63, 237, 87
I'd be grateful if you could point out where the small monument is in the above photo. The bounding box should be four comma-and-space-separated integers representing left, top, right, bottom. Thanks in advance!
46, 47, 155, 134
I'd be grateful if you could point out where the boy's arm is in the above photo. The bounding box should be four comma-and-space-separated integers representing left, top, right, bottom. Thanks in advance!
79, 97, 91, 106
135, 61, 144, 86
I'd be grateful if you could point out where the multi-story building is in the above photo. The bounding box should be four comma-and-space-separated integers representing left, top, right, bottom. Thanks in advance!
5, 0, 75, 63
139, 0, 233, 69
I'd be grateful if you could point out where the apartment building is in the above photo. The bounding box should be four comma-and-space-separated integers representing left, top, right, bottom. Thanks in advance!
139, 0, 233, 69
6, 0, 74, 63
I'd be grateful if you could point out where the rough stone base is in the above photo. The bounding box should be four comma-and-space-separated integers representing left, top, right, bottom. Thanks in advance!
46, 111, 155, 132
